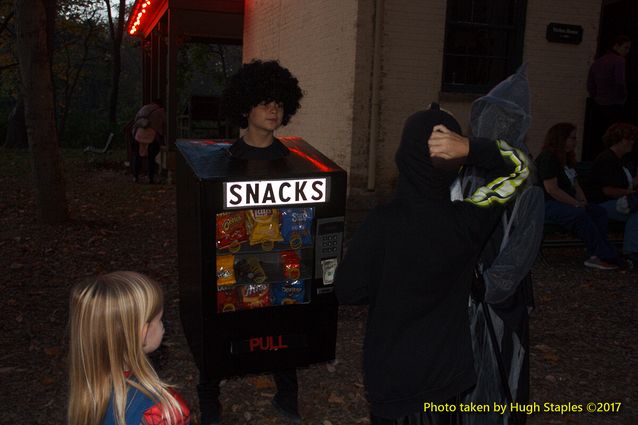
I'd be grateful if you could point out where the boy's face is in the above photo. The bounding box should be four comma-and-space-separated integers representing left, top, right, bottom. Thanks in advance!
248, 100, 284, 133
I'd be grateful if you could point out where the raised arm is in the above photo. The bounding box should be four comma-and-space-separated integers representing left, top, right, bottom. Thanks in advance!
462, 139, 529, 206
429, 125, 530, 207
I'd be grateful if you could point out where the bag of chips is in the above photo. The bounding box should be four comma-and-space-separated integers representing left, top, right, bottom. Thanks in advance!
216, 212, 248, 252
235, 257, 267, 285
280, 208, 314, 248
239, 284, 271, 309
271, 280, 306, 305
280, 250, 301, 280
245, 209, 284, 248
217, 287, 238, 313
216, 254, 236, 286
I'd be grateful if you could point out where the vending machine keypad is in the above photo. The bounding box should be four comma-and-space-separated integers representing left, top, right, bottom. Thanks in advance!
314, 217, 344, 281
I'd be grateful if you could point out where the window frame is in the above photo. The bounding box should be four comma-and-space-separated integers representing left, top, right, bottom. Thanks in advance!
441, 0, 528, 94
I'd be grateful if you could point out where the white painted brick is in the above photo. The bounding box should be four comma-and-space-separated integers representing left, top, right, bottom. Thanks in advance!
244, 0, 602, 199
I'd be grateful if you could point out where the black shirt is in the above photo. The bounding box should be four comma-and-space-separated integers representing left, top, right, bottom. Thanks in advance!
535, 150, 576, 200
590, 148, 632, 203
228, 137, 290, 160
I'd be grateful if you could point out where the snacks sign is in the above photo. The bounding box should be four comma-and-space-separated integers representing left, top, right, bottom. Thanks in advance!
224, 178, 328, 209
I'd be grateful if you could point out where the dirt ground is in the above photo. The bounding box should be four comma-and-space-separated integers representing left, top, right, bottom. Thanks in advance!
0, 150, 636, 425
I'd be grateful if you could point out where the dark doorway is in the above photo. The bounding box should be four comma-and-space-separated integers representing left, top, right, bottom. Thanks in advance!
599, 0, 638, 120
176, 42, 242, 139
582, 0, 638, 160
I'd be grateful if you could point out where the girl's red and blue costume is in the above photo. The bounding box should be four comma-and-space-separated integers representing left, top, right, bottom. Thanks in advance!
101, 384, 190, 425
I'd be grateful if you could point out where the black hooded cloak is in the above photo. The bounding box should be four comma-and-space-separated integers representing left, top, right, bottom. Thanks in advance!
335, 106, 530, 419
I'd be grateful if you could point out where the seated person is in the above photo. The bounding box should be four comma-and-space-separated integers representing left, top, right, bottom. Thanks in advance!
536, 122, 619, 270
589, 122, 638, 265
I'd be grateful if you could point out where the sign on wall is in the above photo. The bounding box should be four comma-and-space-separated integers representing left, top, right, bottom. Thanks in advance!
546, 23, 583, 44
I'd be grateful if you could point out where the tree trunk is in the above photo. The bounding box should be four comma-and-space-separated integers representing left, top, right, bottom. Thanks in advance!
105, 0, 126, 127
15, 0, 68, 224
108, 42, 121, 126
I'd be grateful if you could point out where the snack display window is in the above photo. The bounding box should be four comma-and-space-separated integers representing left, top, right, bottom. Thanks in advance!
215, 207, 315, 313
176, 138, 346, 379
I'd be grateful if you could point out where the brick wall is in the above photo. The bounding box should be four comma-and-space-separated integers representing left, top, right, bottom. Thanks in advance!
243, 0, 359, 172
374, 0, 447, 199
373, 0, 601, 181
242, 0, 603, 215
523, 0, 601, 157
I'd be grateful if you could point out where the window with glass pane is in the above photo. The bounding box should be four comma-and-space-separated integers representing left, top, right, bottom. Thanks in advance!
442, 0, 526, 93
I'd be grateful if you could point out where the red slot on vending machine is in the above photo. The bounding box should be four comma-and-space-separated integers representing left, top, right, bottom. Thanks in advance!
176, 137, 346, 380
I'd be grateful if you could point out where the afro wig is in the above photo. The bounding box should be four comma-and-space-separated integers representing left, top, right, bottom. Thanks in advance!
222, 60, 304, 129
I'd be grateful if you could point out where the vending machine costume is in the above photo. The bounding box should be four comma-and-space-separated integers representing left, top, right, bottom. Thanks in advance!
179, 59, 329, 425
176, 136, 346, 419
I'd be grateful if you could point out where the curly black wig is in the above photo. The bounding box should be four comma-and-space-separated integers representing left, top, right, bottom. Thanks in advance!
221, 60, 303, 129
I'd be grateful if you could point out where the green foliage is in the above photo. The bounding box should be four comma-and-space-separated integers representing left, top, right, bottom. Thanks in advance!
2, 1, 241, 149
0, 3, 19, 99
1, 4, 20, 146
176, 42, 241, 113
1, 0, 139, 149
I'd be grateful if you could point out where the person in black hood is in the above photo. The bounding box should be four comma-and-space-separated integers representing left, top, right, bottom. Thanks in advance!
456, 65, 543, 425
334, 105, 530, 425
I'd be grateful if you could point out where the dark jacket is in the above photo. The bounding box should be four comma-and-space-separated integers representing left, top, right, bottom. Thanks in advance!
334, 108, 530, 419
589, 148, 632, 203
228, 137, 290, 160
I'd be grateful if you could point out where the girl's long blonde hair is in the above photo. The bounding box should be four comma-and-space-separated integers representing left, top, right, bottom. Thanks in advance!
67, 271, 184, 425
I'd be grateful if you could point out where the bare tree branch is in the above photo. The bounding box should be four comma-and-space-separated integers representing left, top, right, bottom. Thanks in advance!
14, 0, 68, 223
58, 12, 97, 138
103, 0, 126, 125
0, 10, 14, 35
0, 62, 19, 71
104, 0, 114, 41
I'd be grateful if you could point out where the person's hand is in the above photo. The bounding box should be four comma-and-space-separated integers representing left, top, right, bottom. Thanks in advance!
428, 124, 470, 160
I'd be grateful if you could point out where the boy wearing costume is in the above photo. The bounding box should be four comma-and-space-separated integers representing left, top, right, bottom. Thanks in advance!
454, 65, 544, 425
334, 105, 530, 424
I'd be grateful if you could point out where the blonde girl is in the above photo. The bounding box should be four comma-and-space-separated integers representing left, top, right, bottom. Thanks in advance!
68, 271, 190, 425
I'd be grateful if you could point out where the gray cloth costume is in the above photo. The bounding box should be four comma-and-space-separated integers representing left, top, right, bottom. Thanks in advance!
452, 64, 544, 425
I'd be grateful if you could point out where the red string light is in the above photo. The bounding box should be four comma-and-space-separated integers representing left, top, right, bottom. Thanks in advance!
128, 0, 154, 36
